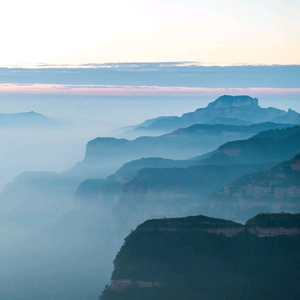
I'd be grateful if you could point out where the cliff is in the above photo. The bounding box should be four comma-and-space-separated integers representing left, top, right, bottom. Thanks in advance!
202, 125, 300, 165
112, 162, 276, 238
143, 95, 286, 132
198, 153, 300, 221
100, 213, 300, 300
75, 157, 202, 208
272, 108, 300, 124
73, 122, 292, 178
206, 95, 259, 109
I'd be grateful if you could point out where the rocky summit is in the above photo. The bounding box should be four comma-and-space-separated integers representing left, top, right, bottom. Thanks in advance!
206, 95, 259, 109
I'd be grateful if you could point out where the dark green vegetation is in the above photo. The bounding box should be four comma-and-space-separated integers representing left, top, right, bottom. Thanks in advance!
246, 212, 300, 228
100, 213, 300, 300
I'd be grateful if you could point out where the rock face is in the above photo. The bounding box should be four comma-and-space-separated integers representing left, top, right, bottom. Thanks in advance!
197, 153, 300, 221
206, 95, 259, 109
75, 157, 202, 208
116, 95, 289, 137
142, 95, 286, 133
112, 163, 275, 238
100, 213, 300, 300
81, 122, 291, 168
272, 108, 300, 124
203, 125, 300, 165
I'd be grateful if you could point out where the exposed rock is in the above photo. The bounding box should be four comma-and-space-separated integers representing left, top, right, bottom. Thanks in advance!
206, 95, 259, 109
101, 213, 300, 300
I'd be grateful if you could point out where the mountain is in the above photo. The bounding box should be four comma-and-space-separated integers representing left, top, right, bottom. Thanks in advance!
204, 117, 251, 126
104, 116, 178, 139
105, 95, 289, 138
130, 95, 286, 134
75, 157, 203, 209
100, 213, 300, 300
272, 108, 300, 124
111, 162, 276, 237
196, 153, 300, 222
0, 111, 58, 127
72, 122, 292, 177
202, 125, 300, 165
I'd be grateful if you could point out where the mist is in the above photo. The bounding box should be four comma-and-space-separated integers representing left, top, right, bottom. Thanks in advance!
0, 83, 299, 300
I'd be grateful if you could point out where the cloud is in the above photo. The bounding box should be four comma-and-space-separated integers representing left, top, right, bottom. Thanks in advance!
0, 83, 299, 97
0, 64, 300, 89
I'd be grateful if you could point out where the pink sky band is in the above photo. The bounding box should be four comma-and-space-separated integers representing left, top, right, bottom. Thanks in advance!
0, 84, 300, 96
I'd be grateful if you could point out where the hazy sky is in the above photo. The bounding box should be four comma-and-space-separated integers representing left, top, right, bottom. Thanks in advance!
0, 64, 299, 125
1, 0, 300, 66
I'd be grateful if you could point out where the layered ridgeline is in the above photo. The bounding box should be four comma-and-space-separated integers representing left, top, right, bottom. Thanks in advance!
101, 126, 300, 236
0, 111, 58, 127
76, 125, 300, 210
0, 97, 298, 241
196, 125, 300, 164
111, 163, 275, 237
195, 152, 300, 221
75, 157, 203, 208
116, 95, 300, 138
74, 122, 292, 177
100, 213, 300, 300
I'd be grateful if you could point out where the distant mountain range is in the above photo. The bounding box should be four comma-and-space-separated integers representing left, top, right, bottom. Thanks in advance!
100, 212, 300, 300
0, 111, 58, 127
75, 125, 300, 236
116, 95, 300, 138
73, 122, 292, 178
2, 95, 300, 239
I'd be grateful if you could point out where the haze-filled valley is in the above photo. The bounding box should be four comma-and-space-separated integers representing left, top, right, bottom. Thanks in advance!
1, 92, 300, 300
2, 0, 300, 296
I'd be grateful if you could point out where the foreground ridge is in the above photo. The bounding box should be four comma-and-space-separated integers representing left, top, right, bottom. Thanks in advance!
100, 213, 300, 300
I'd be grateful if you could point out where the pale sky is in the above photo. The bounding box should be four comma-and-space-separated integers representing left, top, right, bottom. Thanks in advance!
1, 0, 300, 66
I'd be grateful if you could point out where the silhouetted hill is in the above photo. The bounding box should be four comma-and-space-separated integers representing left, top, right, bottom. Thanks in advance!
100, 213, 300, 300
272, 108, 300, 124
137, 95, 286, 133
0, 111, 58, 127
202, 125, 300, 165
107, 95, 291, 138
72, 122, 292, 177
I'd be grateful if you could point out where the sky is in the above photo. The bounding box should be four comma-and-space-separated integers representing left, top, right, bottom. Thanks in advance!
0, 1, 300, 189
1, 0, 300, 67
0, 64, 300, 126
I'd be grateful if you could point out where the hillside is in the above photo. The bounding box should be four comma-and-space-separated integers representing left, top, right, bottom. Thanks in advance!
100, 213, 300, 300
112, 162, 275, 237
196, 153, 300, 221
202, 125, 300, 165
74, 122, 291, 177
132, 95, 287, 133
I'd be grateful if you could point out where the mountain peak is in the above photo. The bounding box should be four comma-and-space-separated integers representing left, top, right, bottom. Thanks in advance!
206, 95, 259, 109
